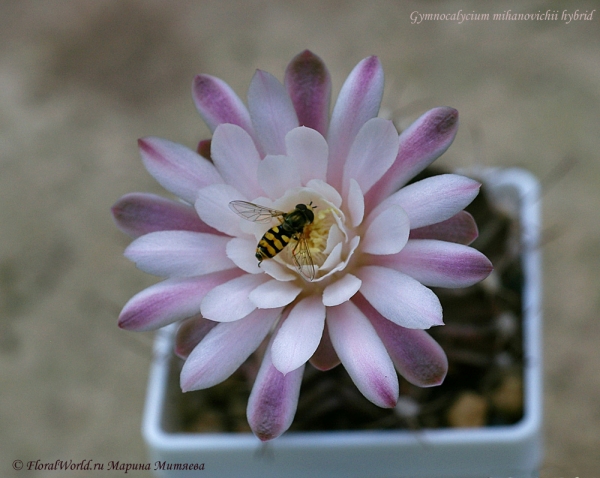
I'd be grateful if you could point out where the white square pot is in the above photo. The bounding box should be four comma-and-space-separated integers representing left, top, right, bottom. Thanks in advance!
142, 168, 542, 478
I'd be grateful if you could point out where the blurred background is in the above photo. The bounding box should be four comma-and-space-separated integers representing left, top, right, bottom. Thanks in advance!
1, 0, 598, 476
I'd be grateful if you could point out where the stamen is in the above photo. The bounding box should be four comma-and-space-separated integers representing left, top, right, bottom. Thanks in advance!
304, 207, 336, 266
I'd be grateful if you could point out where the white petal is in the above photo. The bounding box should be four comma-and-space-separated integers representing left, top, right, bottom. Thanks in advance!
342, 117, 399, 197
211, 124, 264, 200
327, 300, 398, 408
322, 274, 362, 306
181, 307, 280, 391
249, 280, 302, 309
200, 273, 268, 322
261, 260, 297, 281
357, 265, 443, 329
124, 231, 234, 277
323, 223, 344, 254
347, 179, 365, 227
305, 179, 343, 208
271, 295, 326, 374
319, 242, 343, 272
195, 184, 247, 237
226, 237, 261, 274
285, 126, 328, 183
362, 205, 410, 255
257, 154, 302, 199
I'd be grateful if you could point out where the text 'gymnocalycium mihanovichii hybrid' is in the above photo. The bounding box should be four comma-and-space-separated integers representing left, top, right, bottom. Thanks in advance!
112, 50, 493, 441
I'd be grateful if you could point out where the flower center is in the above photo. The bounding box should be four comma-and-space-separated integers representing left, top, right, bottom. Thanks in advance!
258, 182, 358, 282
301, 207, 336, 266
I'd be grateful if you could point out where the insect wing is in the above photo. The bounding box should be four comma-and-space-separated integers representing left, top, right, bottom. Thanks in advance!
229, 201, 285, 223
291, 234, 316, 281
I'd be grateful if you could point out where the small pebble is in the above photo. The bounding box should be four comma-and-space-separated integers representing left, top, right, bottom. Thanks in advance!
491, 373, 523, 416
447, 392, 488, 428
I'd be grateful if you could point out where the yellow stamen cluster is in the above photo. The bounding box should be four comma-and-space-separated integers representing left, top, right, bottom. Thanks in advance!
304, 207, 336, 266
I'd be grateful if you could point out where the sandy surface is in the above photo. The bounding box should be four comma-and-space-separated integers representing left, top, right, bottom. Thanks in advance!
1, 1, 599, 476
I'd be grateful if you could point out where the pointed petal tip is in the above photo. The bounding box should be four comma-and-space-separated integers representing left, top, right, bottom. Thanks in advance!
254, 430, 279, 442
293, 49, 320, 61
117, 310, 138, 331
180, 378, 194, 393
192, 74, 254, 135
409, 211, 479, 245
137, 137, 150, 152
434, 107, 459, 134
380, 390, 398, 409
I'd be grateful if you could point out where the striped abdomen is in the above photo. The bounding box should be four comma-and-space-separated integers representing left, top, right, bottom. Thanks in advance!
256, 225, 293, 263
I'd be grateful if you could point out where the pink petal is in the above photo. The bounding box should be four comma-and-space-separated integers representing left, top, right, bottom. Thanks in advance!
257, 154, 301, 199
200, 273, 268, 322
322, 273, 362, 307
247, 330, 304, 441
370, 174, 481, 230
365, 107, 459, 210
409, 211, 479, 245
362, 204, 410, 255
372, 239, 493, 288
285, 127, 328, 184
181, 307, 280, 391
309, 324, 340, 371
327, 56, 384, 190
327, 300, 398, 408
271, 295, 326, 374
284, 50, 331, 136
111, 192, 219, 238
211, 124, 264, 200
354, 294, 448, 387
249, 279, 302, 309
357, 265, 443, 329
195, 184, 247, 237
342, 118, 399, 198
192, 74, 255, 136
124, 231, 234, 277
247, 69, 299, 155
138, 137, 222, 204
175, 315, 218, 359
118, 269, 242, 331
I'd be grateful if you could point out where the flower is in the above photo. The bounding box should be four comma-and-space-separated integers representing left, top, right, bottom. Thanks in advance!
112, 50, 493, 441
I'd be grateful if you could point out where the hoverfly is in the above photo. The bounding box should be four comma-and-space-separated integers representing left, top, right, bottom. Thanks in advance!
229, 200, 317, 281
